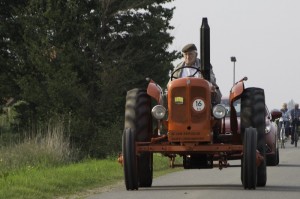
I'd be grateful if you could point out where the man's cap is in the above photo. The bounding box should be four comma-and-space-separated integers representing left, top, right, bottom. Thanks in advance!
182, 43, 197, 53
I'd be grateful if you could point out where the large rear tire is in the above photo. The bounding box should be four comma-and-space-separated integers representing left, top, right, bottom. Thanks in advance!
242, 127, 257, 189
124, 89, 153, 189
241, 87, 267, 187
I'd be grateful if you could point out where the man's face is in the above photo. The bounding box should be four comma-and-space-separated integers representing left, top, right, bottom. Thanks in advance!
183, 51, 197, 66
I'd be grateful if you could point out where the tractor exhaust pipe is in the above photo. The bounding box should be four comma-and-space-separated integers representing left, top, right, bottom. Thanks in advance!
200, 17, 210, 82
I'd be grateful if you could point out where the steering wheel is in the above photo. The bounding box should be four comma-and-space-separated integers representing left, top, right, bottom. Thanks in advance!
170, 66, 201, 81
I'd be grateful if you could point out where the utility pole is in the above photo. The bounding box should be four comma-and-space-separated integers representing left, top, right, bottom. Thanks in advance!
230, 56, 236, 85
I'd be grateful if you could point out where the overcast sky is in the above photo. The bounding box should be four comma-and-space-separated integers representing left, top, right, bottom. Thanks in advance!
165, 0, 300, 110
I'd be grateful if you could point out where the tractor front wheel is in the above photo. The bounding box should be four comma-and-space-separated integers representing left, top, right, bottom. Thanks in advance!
123, 128, 138, 190
242, 127, 257, 189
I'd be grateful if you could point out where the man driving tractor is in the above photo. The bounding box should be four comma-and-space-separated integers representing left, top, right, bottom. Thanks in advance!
170, 43, 222, 104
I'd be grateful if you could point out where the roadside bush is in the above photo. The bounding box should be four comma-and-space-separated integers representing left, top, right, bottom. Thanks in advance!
88, 120, 123, 158
0, 120, 76, 177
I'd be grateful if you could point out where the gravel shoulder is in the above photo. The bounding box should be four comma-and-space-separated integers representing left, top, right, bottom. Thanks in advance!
56, 181, 124, 199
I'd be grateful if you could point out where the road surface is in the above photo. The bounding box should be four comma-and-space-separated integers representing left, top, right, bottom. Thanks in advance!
87, 143, 300, 199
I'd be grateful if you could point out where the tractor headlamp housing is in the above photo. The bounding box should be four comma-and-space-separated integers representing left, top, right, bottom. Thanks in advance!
212, 104, 226, 119
265, 124, 271, 134
151, 105, 167, 120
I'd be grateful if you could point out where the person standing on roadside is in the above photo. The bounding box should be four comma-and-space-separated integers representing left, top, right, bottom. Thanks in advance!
289, 103, 300, 144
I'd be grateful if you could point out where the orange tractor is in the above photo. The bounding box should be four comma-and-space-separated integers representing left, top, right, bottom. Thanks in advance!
119, 18, 281, 190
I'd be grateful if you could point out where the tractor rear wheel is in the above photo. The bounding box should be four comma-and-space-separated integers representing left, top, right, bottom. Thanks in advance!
124, 88, 153, 189
241, 87, 267, 187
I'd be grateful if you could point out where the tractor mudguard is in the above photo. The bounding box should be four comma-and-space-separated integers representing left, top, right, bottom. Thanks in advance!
229, 77, 247, 103
229, 77, 247, 134
146, 79, 164, 105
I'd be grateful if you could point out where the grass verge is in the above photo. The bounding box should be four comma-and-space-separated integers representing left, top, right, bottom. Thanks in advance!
0, 154, 182, 199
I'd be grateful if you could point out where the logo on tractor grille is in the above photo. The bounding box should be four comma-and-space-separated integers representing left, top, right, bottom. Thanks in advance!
174, 97, 184, 104
193, 98, 205, 111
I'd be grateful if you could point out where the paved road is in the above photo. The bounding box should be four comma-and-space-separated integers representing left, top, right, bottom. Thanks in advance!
87, 143, 300, 199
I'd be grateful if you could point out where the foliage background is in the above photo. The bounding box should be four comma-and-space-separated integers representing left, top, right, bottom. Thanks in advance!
0, 0, 179, 158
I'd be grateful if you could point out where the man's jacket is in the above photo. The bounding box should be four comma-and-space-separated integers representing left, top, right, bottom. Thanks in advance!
170, 58, 222, 103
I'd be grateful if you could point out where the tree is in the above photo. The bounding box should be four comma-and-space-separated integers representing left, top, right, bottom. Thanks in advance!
1, 0, 178, 157
96, 1, 178, 124
0, 0, 27, 101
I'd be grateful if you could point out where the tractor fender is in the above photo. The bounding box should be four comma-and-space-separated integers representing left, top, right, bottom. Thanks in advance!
229, 77, 247, 133
229, 78, 245, 102
146, 80, 164, 105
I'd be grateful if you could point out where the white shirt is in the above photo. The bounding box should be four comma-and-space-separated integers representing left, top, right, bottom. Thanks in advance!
181, 65, 200, 78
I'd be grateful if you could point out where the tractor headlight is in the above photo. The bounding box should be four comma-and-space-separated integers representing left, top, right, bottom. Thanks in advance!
152, 105, 166, 120
212, 104, 226, 119
265, 125, 271, 134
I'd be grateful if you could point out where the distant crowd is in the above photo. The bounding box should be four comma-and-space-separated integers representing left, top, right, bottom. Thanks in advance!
278, 103, 300, 145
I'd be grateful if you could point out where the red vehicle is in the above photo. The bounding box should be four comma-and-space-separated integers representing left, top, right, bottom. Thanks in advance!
119, 18, 282, 190
220, 97, 281, 166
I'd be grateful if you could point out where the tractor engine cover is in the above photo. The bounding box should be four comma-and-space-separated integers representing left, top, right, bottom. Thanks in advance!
167, 77, 212, 142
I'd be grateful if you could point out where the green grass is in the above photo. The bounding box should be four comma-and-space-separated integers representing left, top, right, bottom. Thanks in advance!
0, 119, 182, 198
0, 155, 182, 199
